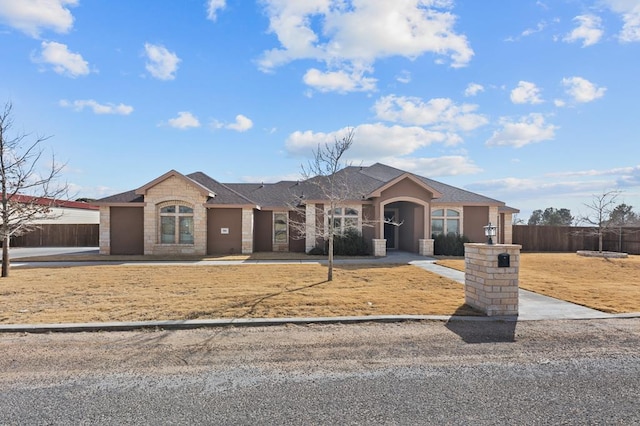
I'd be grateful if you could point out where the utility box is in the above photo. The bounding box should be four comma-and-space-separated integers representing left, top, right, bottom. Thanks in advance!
498, 252, 510, 268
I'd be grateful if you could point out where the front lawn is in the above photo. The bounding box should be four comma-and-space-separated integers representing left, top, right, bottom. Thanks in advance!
436, 253, 640, 313
1, 263, 478, 324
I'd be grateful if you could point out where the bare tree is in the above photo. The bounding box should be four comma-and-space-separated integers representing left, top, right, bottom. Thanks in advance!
578, 190, 620, 253
0, 102, 67, 277
287, 129, 357, 281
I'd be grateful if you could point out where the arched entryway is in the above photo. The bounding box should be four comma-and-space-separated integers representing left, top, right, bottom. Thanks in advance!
380, 197, 430, 253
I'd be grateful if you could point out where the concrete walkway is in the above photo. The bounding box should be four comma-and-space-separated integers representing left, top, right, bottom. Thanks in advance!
5, 248, 637, 334
410, 258, 616, 321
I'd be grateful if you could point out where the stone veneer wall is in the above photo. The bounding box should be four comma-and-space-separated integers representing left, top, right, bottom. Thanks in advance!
241, 208, 254, 254
418, 238, 434, 256
99, 206, 110, 255
372, 239, 386, 257
464, 243, 521, 316
143, 175, 208, 255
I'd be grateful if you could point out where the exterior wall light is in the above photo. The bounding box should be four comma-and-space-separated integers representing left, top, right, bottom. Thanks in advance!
484, 222, 497, 245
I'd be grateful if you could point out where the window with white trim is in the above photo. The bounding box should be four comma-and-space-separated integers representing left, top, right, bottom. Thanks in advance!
273, 212, 288, 244
159, 204, 194, 244
431, 208, 460, 236
328, 207, 359, 234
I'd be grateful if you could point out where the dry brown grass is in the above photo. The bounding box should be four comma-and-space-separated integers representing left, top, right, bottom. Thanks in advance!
436, 253, 640, 313
1, 264, 478, 324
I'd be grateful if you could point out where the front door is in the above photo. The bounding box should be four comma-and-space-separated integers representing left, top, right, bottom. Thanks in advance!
384, 209, 399, 249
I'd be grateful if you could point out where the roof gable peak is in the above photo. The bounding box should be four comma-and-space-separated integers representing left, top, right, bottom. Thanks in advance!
135, 170, 215, 197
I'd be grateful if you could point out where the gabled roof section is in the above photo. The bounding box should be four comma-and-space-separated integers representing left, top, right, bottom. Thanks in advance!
94, 189, 144, 204
186, 172, 257, 207
135, 170, 215, 198
367, 172, 443, 199
226, 181, 301, 208
363, 163, 504, 205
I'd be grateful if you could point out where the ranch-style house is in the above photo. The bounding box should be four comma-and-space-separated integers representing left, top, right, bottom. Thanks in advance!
95, 163, 518, 256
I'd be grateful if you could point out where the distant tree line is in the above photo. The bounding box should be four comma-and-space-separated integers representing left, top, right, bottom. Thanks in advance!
525, 191, 640, 253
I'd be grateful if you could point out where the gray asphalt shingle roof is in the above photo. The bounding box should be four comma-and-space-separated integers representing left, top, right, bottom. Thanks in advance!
96, 162, 512, 209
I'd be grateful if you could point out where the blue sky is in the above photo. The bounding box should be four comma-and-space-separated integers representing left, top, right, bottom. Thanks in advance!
1, 0, 639, 221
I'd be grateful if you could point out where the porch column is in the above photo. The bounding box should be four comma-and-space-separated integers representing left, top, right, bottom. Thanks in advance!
305, 203, 316, 253
418, 239, 434, 256
372, 239, 387, 257
99, 206, 110, 255
241, 208, 253, 254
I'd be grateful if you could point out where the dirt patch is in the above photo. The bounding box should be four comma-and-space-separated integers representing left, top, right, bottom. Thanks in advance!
0, 263, 479, 324
436, 253, 640, 313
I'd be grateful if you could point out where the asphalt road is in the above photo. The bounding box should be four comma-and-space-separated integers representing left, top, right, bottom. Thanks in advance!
1, 319, 638, 425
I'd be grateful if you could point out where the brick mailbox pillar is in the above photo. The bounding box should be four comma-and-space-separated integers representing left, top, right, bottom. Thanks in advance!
464, 243, 521, 316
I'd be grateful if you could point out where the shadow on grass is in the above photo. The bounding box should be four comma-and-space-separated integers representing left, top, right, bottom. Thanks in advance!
445, 304, 517, 343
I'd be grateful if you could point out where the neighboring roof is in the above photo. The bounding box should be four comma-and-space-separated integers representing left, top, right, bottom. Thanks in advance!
96, 163, 513, 210
11, 194, 99, 210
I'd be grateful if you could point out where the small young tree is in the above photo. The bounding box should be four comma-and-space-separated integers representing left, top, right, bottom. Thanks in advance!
287, 129, 357, 281
0, 102, 67, 277
578, 190, 620, 253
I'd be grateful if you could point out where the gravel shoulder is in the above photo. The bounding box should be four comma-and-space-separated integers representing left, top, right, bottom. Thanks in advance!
2, 318, 638, 385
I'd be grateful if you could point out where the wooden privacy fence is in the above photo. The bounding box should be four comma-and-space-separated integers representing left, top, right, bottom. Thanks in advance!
513, 225, 640, 254
10, 224, 99, 247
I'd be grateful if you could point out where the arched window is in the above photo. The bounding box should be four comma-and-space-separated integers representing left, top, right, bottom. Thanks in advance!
159, 204, 194, 244
431, 208, 460, 236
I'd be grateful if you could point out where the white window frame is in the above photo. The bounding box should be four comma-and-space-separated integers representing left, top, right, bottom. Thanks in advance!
273, 212, 288, 244
431, 208, 462, 236
158, 202, 195, 245
326, 205, 361, 235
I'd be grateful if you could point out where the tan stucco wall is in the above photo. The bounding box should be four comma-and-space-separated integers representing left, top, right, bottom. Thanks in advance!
207, 208, 242, 254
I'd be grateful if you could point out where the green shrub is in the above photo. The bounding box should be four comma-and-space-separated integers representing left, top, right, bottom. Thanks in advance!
308, 229, 370, 256
433, 233, 469, 256
333, 229, 370, 256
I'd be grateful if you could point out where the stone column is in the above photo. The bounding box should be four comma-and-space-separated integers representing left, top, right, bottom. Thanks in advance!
418, 238, 434, 256
305, 203, 316, 253
372, 239, 386, 257
241, 208, 254, 254
464, 243, 521, 316
99, 206, 110, 255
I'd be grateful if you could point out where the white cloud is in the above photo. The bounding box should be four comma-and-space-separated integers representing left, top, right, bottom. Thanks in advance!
464, 82, 484, 97
603, 0, 640, 42
0, 0, 77, 37
563, 15, 603, 47
562, 76, 606, 103
167, 111, 200, 129
522, 21, 547, 37
373, 95, 488, 133
206, 0, 226, 21
33, 41, 90, 77
553, 99, 566, 107
226, 114, 253, 132
385, 156, 482, 177
486, 113, 557, 148
396, 70, 411, 84
285, 123, 454, 161
510, 81, 543, 104
59, 99, 133, 115
258, 0, 473, 93
144, 43, 180, 80
303, 68, 377, 93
